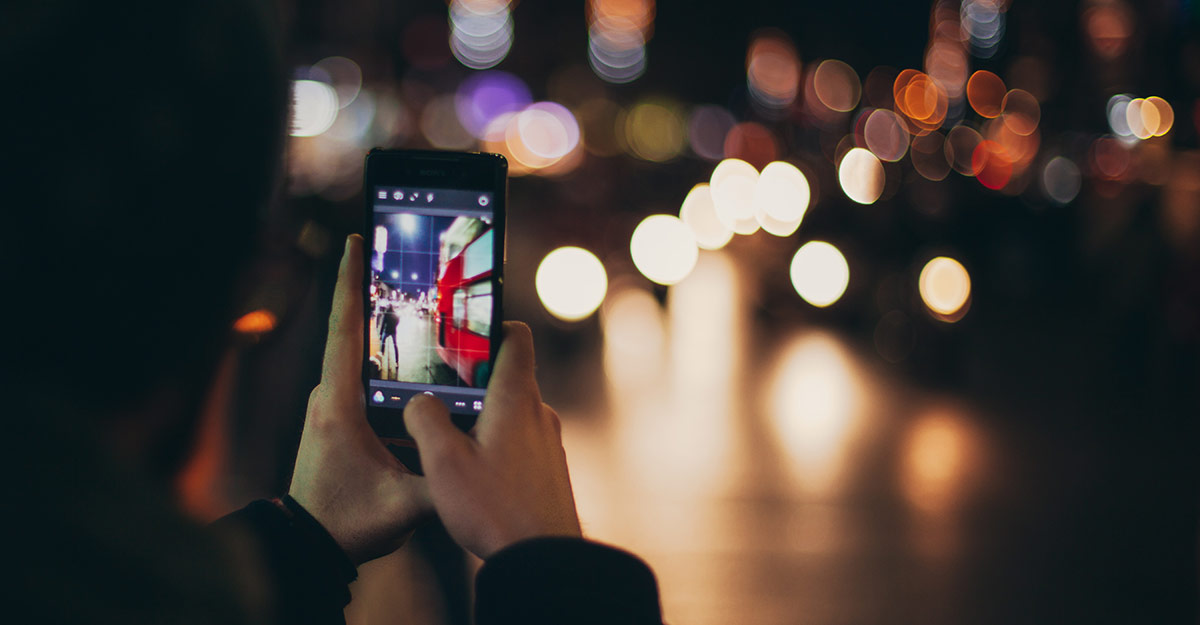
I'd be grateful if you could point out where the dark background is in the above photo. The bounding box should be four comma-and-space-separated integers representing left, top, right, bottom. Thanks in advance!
213, 2, 1199, 624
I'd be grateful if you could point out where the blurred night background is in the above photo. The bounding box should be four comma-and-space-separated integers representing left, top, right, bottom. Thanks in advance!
189, 1, 1200, 624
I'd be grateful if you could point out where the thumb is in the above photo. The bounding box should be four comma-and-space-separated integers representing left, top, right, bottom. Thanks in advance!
403, 393, 473, 463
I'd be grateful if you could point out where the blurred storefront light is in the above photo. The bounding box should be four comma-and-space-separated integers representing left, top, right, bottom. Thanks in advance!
536, 246, 608, 321
765, 332, 867, 495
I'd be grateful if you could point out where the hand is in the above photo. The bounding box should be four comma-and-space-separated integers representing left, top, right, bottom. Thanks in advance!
403, 322, 582, 560
289, 235, 432, 565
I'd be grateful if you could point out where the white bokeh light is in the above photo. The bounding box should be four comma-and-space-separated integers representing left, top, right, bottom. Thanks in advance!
789, 241, 850, 307
838, 148, 885, 205
752, 161, 811, 237
630, 214, 699, 285
710, 158, 760, 235
679, 183, 733, 250
536, 247, 608, 321
291, 80, 339, 137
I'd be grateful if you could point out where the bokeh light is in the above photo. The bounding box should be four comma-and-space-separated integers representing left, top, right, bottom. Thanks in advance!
587, 0, 654, 85
536, 246, 609, 321
812, 59, 861, 113
455, 71, 531, 139
688, 105, 736, 161
1042, 156, 1082, 205
752, 161, 811, 237
863, 109, 910, 162
1083, 0, 1134, 60
449, 0, 514, 70
946, 124, 984, 175
900, 410, 980, 514
1107, 94, 1133, 138
679, 183, 734, 250
723, 122, 778, 169
588, 25, 647, 83
746, 31, 801, 110
838, 148, 885, 205
507, 102, 580, 167
919, 256, 971, 322
971, 140, 1013, 190
966, 70, 1006, 118
1001, 89, 1040, 136
961, 0, 1007, 58
1144, 96, 1174, 136
314, 56, 362, 109
790, 241, 850, 307
233, 309, 278, 335
710, 158, 761, 235
910, 131, 950, 181
630, 214, 699, 285
291, 79, 339, 137
766, 332, 867, 494
624, 99, 686, 162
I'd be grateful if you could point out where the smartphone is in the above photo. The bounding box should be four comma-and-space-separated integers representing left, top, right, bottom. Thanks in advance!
363, 149, 506, 473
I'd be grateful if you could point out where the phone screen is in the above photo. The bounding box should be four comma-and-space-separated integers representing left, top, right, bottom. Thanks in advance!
366, 183, 499, 421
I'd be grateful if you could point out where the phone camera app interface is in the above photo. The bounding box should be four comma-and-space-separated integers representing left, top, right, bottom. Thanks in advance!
368, 186, 495, 414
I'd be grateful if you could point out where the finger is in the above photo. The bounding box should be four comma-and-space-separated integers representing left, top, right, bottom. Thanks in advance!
404, 393, 473, 464
485, 321, 537, 395
322, 235, 365, 386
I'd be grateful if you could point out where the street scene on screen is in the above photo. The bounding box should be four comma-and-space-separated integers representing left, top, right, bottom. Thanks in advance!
369, 211, 494, 388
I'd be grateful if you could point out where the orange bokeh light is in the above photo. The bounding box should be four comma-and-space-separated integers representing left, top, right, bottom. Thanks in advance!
234, 309, 277, 335
1001, 89, 1040, 136
966, 70, 1006, 118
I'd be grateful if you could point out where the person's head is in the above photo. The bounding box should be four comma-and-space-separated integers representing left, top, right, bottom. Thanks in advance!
2, 0, 289, 472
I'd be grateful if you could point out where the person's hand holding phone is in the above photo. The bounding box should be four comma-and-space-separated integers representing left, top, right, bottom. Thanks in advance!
403, 321, 582, 560
289, 235, 432, 565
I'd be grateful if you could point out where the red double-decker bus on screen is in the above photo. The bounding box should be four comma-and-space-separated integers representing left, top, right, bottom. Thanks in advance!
436, 216, 494, 387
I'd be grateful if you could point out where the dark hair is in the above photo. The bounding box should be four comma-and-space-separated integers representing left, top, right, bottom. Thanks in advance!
1, 0, 289, 413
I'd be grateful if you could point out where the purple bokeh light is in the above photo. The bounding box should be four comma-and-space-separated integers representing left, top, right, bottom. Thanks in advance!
455, 71, 532, 139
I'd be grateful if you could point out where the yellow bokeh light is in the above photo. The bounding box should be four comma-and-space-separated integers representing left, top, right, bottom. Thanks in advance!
679, 183, 734, 250
630, 214, 698, 285
535, 247, 609, 321
710, 158, 761, 235
1145, 96, 1174, 136
624, 100, 686, 162
838, 147, 885, 205
918, 256, 971, 322
752, 161, 811, 237
789, 241, 850, 308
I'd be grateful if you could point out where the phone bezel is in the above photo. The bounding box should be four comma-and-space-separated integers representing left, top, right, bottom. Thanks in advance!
362, 149, 507, 434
